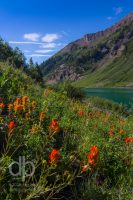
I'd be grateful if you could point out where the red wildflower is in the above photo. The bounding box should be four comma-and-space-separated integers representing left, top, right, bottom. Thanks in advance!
49, 118, 60, 134
14, 98, 21, 106
109, 128, 114, 137
119, 130, 124, 134
8, 121, 15, 130
90, 146, 99, 157
14, 104, 23, 113
0, 103, 5, 109
82, 145, 99, 173
87, 145, 99, 166
22, 96, 29, 105
78, 111, 85, 117
125, 137, 133, 143
89, 112, 93, 118
49, 149, 60, 164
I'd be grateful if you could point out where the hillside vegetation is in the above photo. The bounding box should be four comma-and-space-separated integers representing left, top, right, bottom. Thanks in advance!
0, 62, 133, 200
75, 37, 133, 87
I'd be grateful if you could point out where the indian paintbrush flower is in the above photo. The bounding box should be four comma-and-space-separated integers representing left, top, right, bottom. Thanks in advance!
49, 149, 60, 164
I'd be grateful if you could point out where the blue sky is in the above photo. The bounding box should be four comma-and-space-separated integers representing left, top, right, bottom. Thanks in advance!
0, 0, 133, 64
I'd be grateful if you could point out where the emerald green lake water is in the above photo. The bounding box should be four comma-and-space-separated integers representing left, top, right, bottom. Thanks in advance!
84, 88, 133, 107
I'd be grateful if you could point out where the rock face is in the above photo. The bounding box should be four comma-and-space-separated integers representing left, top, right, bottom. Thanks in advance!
47, 64, 80, 84
40, 12, 133, 84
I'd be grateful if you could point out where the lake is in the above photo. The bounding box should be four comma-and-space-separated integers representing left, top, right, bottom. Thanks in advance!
84, 88, 133, 107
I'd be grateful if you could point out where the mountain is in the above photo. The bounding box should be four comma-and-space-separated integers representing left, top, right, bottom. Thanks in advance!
40, 12, 133, 87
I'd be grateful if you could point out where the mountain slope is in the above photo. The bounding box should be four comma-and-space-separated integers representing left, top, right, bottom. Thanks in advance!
40, 12, 133, 86
75, 37, 133, 87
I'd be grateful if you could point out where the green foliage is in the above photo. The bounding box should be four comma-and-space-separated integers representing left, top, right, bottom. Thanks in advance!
65, 84, 85, 100
0, 38, 26, 69
0, 62, 43, 101
0, 63, 133, 200
87, 96, 132, 116
0, 37, 44, 84
50, 82, 85, 100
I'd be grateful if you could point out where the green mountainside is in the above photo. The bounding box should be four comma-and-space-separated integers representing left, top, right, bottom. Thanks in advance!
40, 12, 133, 87
75, 37, 133, 87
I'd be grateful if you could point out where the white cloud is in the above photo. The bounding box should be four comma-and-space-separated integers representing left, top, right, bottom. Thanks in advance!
9, 41, 65, 49
34, 49, 54, 53
24, 33, 41, 41
42, 34, 61, 43
27, 54, 52, 57
40, 43, 57, 48
40, 42, 65, 49
113, 7, 123, 15
107, 16, 113, 20
9, 41, 43, 45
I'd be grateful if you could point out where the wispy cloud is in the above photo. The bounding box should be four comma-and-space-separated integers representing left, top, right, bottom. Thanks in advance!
9, 41, 65, 48
24, 33, 41, 41
107, 7, 123, 21
34, 49, 54, 53
42, 34, 61, 43
9, 41, 43, 45
40, 43, 57, 48
113, 7, 123, 15
27, 54, 52, 57
40, 42, 65, 49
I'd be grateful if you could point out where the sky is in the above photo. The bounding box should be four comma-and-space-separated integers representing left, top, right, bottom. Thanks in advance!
0, 0, 133, 64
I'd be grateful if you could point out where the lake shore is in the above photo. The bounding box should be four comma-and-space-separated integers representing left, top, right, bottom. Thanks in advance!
83, 87, 133, 107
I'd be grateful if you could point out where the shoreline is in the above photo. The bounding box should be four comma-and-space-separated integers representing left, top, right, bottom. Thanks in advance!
83, 86, 133, 89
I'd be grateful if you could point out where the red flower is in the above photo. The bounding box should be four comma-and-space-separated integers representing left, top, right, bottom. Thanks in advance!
49, 118, 60, 134
90, 146, 99, 155
87, 145, 99, 166
109, 128, 114, 137
49, 149, 60, 164
119, 130, 124, 134
88, 154, 96, 165
82, 145, 99, 173
78, 111, 84, 117
89, 112, 93, 118
125, 137, 133, 143
0, 103, 5, 109
8, 121, 15, 130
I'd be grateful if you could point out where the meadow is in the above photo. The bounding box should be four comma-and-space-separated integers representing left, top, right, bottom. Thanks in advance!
0, 63, 133, 200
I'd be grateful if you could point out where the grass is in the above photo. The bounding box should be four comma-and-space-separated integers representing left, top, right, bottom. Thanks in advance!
0, 62, 133, 200
86, 96, 133, 116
